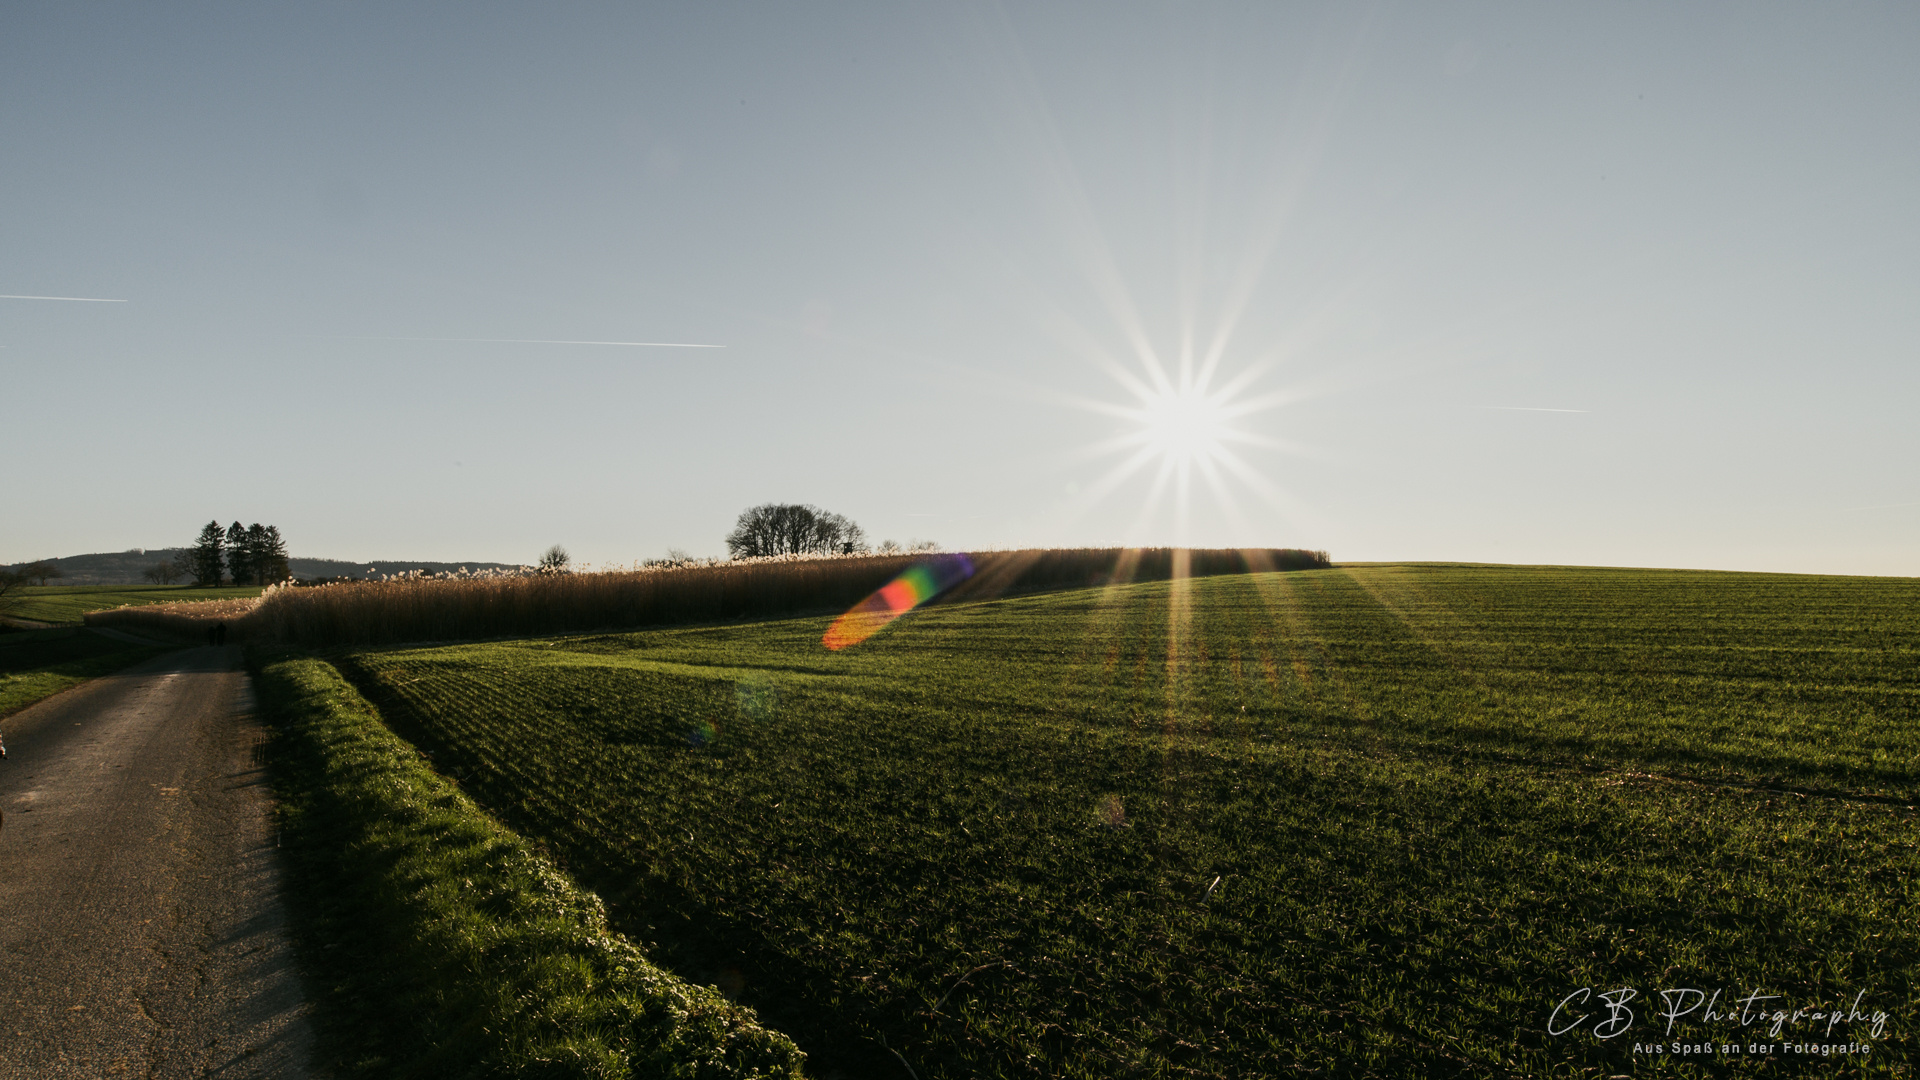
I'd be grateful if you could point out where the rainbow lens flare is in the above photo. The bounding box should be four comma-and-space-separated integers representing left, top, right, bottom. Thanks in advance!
823, 554, 974, 651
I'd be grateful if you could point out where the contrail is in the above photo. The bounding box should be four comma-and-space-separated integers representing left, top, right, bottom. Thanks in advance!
360, 336, 722, 348
1477, 405, 1589, 413
0, 294, 128, 302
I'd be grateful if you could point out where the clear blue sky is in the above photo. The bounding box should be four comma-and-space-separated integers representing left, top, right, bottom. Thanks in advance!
5, 3, 1916, 574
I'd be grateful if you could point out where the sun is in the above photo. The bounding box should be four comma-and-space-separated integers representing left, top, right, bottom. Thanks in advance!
1098, 362, 1274, 482
1137, 384, 1233, 467
1067, 352, 1296, 546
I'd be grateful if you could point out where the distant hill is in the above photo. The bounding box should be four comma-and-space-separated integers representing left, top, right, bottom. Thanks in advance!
6, 549, 525, 586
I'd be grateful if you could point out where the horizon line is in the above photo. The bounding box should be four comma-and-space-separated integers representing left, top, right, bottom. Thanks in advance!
346, 335, 724, 348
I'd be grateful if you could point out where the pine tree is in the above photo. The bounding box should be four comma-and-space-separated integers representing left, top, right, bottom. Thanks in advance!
191, 521, 226, 586
226, 522, 254, 587
244, 524, 266, 586
258, 525, 291, 583
236, 523, 288, 585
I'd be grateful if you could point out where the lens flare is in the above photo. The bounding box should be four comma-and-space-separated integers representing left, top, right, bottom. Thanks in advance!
823, 554, 975, 651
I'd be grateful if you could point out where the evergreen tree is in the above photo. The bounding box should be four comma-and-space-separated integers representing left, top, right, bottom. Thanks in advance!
259, 524, 290, 583
226, 522, 254, 587
191, 521, 226, 586
244, 523, 290, 584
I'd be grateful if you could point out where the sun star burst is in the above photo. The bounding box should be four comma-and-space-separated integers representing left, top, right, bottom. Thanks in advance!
1135, 382, 1235, 468
1066, 350, 1301, 548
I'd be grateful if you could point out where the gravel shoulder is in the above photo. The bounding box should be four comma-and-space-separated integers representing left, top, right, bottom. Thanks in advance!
0, 645, 314, 1078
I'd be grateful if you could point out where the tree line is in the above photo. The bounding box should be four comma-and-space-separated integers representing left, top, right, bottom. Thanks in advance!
164, 521, 292, 587
725, 504, 868, 558
724, 504, 945, 559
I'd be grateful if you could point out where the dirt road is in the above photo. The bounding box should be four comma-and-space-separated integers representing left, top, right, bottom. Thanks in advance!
0, 646, 313, 1078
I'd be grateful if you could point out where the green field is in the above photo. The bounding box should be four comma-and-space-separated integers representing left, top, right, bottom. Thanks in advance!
253, 653, 807, 1079
0, 627, 169, 718
329, 564, 1920, 1077
4, 583, 263, 625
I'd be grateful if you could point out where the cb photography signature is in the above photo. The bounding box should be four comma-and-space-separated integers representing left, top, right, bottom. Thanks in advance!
1549, 987, 1889, 1058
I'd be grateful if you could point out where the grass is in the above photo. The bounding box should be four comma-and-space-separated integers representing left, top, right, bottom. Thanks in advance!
85, 548, 1330, 647
8, 583, 262, 625
251, 651, 808, 1079
0, 626, 169, 718
324, 563, 1919, 1077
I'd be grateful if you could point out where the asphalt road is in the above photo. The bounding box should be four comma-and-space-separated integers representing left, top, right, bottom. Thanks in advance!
0, 646, 314, 1078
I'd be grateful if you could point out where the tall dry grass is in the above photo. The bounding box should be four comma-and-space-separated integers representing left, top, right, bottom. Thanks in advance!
81, 595, 263, 643
84, 547, 1331, 648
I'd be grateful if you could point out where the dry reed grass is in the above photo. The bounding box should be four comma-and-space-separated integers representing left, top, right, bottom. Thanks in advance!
84, 547, 1330, 648
83, 595, 265, 643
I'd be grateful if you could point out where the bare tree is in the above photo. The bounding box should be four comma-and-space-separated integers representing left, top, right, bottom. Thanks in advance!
0, 567, 28, 614
725, 504, 868, 558
143, 554, 191, 585
539, 545, 572, 573
19, 560, 62, 586
816, 512, 866, 555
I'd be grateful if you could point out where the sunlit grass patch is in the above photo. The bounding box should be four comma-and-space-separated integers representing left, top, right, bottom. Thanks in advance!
252, 652, 807, 1079
10, 583, 262, 625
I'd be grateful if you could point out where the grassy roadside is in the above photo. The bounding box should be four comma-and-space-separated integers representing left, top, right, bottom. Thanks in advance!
0, 627, 169, 718
8, 584, 263, 625
249, 650, 808, 1079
